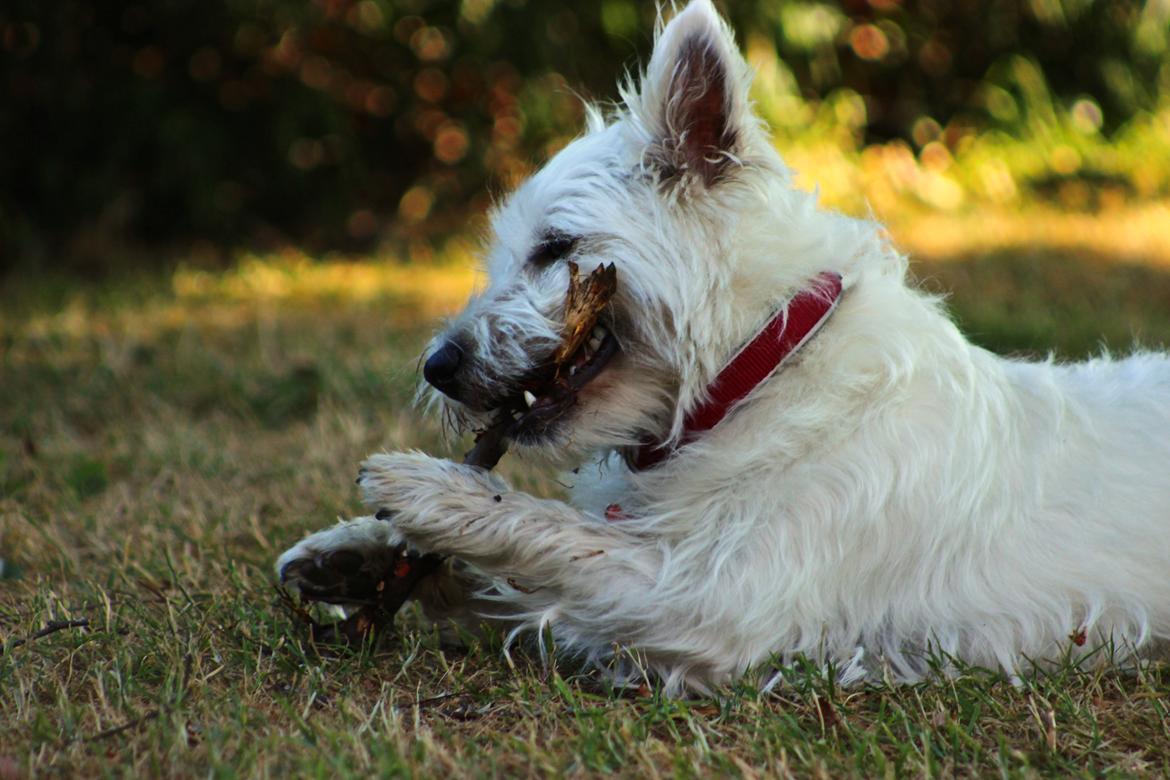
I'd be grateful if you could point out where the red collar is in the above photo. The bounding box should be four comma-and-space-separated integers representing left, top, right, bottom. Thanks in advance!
630, 271, 844, 471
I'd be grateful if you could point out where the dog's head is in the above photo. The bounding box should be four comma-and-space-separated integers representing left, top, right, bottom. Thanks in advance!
421, 0, 838, 464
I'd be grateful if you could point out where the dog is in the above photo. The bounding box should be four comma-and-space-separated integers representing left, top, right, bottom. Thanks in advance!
277, 0, 1170, 693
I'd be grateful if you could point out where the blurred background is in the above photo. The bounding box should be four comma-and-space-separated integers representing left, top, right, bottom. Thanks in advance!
3, 0, 1169, 273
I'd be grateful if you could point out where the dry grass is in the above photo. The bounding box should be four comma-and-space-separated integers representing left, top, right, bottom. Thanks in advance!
4, 205, 1170, 776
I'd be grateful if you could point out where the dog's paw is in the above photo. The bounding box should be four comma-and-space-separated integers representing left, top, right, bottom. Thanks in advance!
356, 451, 499, 531
276, 516, 404, 605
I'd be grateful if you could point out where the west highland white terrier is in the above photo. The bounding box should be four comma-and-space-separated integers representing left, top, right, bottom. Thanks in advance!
278, 0, 1170, 693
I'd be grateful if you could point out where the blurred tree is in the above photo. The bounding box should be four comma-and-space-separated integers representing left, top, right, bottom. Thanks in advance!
0, 0, 1166, 271
727, 0, 1168, 140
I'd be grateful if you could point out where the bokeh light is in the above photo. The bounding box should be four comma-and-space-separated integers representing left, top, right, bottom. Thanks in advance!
1, 0, 1169, 268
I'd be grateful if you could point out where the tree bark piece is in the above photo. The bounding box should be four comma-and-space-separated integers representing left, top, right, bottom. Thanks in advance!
553, 262, 618, 368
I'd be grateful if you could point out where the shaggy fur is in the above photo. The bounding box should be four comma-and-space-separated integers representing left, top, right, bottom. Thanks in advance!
278, 0, 1170, 694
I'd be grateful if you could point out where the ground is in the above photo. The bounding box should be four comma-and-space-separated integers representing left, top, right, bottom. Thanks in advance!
3, 205, 1170, 777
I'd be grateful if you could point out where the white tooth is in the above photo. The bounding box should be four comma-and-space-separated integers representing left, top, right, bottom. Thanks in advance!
592, 325, 607, 340
569, 364, 578, 376
588, 336, 602, 353
523, 390, 537, 408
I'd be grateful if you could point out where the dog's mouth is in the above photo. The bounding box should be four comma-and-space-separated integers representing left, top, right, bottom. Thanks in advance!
493, 323, 621, 440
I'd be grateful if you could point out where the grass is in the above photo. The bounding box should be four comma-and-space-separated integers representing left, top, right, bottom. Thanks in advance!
5, 205, 1170, 776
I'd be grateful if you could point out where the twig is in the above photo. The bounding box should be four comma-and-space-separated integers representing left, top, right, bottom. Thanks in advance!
413, 691, 468, 708
1, 618, 90, 654
86, 710, 160, 742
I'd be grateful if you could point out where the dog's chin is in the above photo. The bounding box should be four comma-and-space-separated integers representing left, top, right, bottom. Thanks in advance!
506, 384, 622, 465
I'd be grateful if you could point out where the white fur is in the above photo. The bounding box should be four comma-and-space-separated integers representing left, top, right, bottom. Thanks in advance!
279, 0, 1170, 694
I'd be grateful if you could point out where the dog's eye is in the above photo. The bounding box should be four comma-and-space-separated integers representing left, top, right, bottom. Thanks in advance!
528, 234, 577, 268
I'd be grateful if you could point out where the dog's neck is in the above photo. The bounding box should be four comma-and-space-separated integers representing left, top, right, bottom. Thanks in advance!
630, 271, 844, 471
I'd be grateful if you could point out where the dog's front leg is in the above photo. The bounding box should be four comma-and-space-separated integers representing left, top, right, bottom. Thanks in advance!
360, 453, 755, 690
357, 452, 658, 590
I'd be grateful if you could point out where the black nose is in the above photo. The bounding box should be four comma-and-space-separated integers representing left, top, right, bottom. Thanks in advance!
423, 340, 464, 397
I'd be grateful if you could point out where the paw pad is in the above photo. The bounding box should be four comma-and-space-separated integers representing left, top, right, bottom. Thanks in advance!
279, 548, 390, 604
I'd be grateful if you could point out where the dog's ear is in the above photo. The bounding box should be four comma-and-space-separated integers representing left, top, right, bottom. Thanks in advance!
630, 0, 751, 187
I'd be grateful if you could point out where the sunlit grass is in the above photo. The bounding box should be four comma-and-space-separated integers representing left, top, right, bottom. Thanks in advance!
172, 248, 479, 309
9, 199, 1170, 364
886, 201, 1170, 267
6, 248, 480, 350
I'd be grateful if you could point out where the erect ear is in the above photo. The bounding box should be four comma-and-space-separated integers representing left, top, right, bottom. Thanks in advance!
630, 0, 751, 187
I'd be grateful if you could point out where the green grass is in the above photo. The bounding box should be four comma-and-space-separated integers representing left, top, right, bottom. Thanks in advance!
3, 237, 1170, 777
924, 247, 1170, 359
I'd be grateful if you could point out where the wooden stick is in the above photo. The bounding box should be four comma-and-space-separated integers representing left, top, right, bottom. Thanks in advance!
1, 618, 90, 654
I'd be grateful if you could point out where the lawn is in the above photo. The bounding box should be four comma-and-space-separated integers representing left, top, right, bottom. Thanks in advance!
3, 205, 1170, 776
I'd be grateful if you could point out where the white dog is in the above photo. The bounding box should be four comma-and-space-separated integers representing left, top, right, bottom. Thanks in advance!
278, 0, 1170, 693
